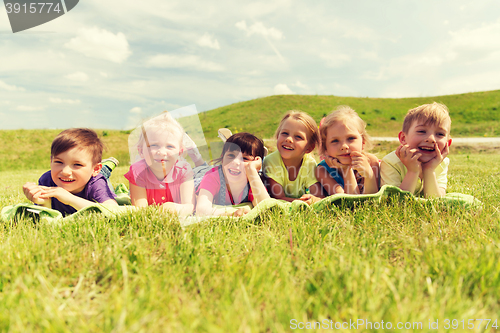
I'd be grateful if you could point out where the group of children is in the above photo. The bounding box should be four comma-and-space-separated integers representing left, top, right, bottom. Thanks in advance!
22, 102, 452, 217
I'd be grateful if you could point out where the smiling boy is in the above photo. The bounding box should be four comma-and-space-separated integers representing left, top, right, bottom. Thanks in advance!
23, 128, 118, 216
380, 103, 452, 197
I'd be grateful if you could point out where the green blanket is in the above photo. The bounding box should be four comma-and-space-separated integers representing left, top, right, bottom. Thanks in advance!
179, 185, 482, 227
1, 202, 135, 225
1, 186, 481, 226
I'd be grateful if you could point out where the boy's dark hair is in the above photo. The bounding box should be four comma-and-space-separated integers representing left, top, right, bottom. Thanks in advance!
51, 128, 104, 165
213, 132, 265, 164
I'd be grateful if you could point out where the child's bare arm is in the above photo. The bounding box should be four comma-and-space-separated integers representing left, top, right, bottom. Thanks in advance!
162, 179, 195, 216
351, 152, 379, 194
342, 167, 359, 194
315, 165, 343, 195
129, 183, 149, 207
422, 142, 449, 198
421, 171, 446, 198
245, 157, 270, 206
396, 145, 421, 193
40, 187, 117, 210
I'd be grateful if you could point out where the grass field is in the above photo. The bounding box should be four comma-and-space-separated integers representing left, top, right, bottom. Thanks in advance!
1, 154, 499, 331
1, 92, 500, 331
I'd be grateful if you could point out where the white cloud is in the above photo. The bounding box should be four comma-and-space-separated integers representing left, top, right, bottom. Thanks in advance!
17, 105, 44, 111
274, 84, 293, 95
65, 27, 131, 63
100, 72, 108, 78
65, 72, 89, 82
235, 20, 283, 40
293, 81, 308, 89
449, 20, 500, 53
0, 80, 25, 92
49, 98, 81, 104
197, 33, 220, 50
147, 54, 224, 72
130, 107, 142, 114
319, 52, 351, 68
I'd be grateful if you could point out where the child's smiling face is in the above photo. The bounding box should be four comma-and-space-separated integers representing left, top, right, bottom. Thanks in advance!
324, 120, 364, 165
276, 118, 312, 161
222, 150, 254, 184
399, 120, 451, 163
50, 147, 100, 194
140, 131, 182, 179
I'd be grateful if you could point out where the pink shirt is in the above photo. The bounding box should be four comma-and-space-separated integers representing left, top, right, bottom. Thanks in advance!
124, 159, 193, 206
197, 166, 254, 205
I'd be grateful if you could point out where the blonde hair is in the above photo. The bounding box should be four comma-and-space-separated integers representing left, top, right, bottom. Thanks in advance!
275, 110, 320, 150
136, 111, 185, 150
320, 105, 372, 154
402, 102, 451, 134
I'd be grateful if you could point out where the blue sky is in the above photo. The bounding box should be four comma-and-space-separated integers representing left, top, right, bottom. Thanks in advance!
1, 0, 500, 130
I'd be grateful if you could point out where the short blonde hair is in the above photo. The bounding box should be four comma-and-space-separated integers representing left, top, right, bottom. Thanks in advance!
136, 111, 185, 149
275, 110, 320, 150
319, 106, 372, 154
402, 102, 451, 134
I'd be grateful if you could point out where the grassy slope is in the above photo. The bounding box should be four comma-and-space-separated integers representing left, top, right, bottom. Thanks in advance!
200, 90, 500, 141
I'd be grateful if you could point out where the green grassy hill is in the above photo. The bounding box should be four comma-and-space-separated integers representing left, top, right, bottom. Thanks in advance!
1, 90, 499, 171
200, 90, 500, 141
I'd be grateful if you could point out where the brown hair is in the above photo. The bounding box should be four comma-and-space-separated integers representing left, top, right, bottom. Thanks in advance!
51, 128, 104, 165
320, 105, 373, 154
274, 110, 320, 150
213, 132, 265, 165
402, 102, 451, 134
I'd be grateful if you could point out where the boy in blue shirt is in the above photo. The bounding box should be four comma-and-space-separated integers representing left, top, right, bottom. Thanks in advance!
23, 128, 118, 216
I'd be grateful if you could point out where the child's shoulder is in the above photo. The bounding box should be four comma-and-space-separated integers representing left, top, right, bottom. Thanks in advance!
128, 159, 148, 170
198, 166, 222, 191
87, 173, 107, 186
302, 153, 317, 167
38, 170, 54, 186
263, 150, 282, 165
381, 150, 398, 162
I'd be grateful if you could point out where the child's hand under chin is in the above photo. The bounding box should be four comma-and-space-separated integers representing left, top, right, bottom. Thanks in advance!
350, 151, 374, 179
421, 142, 449, 171
23, 182, 49, 205
244, 156, 262, 173
38, 186, 74, 205
324, 155, 349, 171
395, 144, 422, 173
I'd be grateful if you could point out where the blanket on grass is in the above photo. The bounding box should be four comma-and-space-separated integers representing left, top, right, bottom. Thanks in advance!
180, 185, 482, 227
0, 203, 135, 225
1, 186, 481, 226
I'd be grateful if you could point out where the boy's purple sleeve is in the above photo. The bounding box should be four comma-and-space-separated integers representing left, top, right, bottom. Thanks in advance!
85, 174, 117, 203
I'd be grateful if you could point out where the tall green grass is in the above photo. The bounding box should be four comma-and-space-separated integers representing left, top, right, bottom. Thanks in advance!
0, 154, 498, 331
